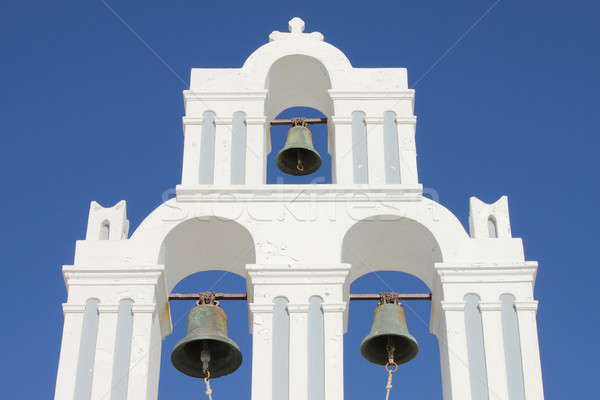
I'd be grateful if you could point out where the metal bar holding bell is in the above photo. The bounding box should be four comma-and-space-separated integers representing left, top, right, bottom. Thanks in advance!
168, 292, 431, 301
270, 117, 328, 126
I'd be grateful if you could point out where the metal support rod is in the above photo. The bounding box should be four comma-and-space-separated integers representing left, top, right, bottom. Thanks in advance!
169, 293, 248, 301
270, 117, 328, 126
350, 293, 432, 301
168, 293, 431, 301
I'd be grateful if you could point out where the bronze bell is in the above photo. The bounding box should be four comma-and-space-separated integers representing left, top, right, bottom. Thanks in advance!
360, 295, 419, 365
171, 296, 242, 378
276, 122, 321, 176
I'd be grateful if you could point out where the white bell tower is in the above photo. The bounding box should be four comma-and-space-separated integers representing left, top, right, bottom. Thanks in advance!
54, 17, 544, 400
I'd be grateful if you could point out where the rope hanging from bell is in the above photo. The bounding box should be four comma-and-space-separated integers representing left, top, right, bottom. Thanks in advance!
384, 338, 398, 400
201, 343, 214, 400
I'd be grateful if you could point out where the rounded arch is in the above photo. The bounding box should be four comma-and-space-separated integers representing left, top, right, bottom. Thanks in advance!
158, 217, 256, 292
242, 38, 351, 87
264, 54, 333, 120
342, 215, 443, 290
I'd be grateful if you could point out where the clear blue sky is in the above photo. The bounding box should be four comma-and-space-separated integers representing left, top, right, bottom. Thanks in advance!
1, 1, 598, 398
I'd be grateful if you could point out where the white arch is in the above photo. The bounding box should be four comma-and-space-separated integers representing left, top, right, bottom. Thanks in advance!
265, 54, 333, 119
342, 215, 443, 289
131, 201, 256, 292
242, 38, 352, 90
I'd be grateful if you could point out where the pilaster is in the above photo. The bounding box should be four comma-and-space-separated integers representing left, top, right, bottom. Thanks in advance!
127, 304, 160, 400
397, 117, 418, 184
214, 117, 233, 185
479, 302, 510, 400
247, 264, 350, 400
181, 118, 203, 185
434, 301, 473, 400
287, 303, 310, 400
54, 304, 86, 400
249, 303, 274, 400
515, 301, 544, 399
91, 304, 120, 400
245, 117, 267, 184
330, 116, 354, 184
57, 266, 168, 400
365, 116, 386, 185
321, 303, 347, 400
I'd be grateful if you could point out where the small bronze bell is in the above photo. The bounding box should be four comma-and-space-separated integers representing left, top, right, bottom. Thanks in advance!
360, 294, 419, 365
276, 120, 321, 176
171, 294, 242, 378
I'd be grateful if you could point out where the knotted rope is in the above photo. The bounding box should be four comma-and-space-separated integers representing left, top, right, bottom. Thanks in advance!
203, 370, 213, 400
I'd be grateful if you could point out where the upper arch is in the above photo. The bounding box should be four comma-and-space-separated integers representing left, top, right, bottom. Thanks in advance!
241, 38, 352, 90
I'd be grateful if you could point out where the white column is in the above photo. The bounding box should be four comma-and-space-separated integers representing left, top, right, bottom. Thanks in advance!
249, 303, 274, 400
321, 303, 346, 400
245, 117, 267, 185
365, 117, 386, 185
479, 302, 510, 400
515, 301, 544, 400
214, 118, 233, 185
127, 304, 158, 400
287, 304, 309, 400
438, 302, 473, 400
54, 304, 85, 400
90, 305, 120, 400
331, 117, 354, 184
147, 315, 162, 400
181, 120, 202, 185
397, 118, 418, 184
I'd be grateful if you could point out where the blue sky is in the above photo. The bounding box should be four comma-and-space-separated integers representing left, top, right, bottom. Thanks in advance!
1, 0, 599, 398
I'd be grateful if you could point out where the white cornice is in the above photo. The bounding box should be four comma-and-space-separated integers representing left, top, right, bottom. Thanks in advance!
248, 303, 275, 313
328, 90, 414, 100
182, 117, 206, 126
286, 304, 310, 313
478, 302, 503, 312
514, 300, 539, 311
176, 184, 423, 203
97, 304, 120, 313
183, 90, 268, 102
62, 303, 87, 314
321, 303, 347, 313
435, 262, 538, 284
247, 264, 351, 285
63, 265, 165, 287
440, 301, 466, 311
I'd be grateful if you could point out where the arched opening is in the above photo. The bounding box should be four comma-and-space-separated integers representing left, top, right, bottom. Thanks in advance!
341, 216, 444, 397
157, 218, 255, 397
99, 220, 110, 240
159, 271, 251, 399
345, 271, 441, 398
159, 217, 256, 292
267, 106, 332, 184
341, 215, 443, 289
488, 216, 498, 238
265, 55, 333, 184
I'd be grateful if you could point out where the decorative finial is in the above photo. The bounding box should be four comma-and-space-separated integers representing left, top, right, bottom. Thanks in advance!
269, 17, 324, 42
288, 17, 305, 34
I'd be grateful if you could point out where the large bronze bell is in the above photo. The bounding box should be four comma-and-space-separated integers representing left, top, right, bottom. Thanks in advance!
171, 297, 242, 379
360, 295, 419, 366
276, 122, 321, 176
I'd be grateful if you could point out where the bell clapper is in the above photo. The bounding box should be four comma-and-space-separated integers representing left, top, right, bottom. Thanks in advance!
293, 118, 306, 172
296, 149, 304, 172
201, 342, 211, 374
200, 342, 214, 399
